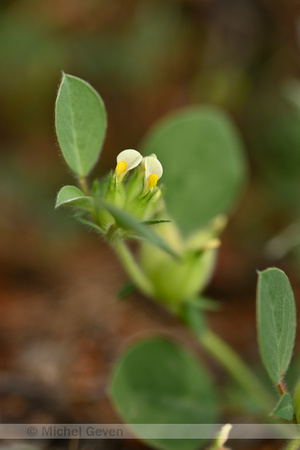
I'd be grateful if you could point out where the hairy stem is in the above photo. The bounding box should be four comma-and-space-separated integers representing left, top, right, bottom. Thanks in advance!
277, 379, 288, 396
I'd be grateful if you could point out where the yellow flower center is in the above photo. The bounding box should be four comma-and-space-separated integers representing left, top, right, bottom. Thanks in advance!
115, 160, 127, 176
147, 173, 158, 189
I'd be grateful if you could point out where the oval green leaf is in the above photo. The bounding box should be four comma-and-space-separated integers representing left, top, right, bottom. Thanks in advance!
109, 337, 218, 450
55, 185, 94, 211
140, 107, 247, 234
257, 268, 296, 384
55, 73, 107, 176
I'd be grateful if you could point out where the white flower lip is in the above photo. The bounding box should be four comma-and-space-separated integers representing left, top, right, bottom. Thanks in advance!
144, 156, 163, 181
117, 149, 142, 173
217, 424, 232, 447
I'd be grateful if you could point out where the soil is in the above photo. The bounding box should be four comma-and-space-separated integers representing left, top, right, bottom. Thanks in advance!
0, 227, 294, 450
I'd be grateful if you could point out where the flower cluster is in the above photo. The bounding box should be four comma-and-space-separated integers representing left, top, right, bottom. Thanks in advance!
97, 149, 164, 233
115, 149, 163, 191
98, 149, 224, 308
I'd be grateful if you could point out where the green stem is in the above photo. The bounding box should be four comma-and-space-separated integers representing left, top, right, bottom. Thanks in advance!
200, 329, 274, 413
111, 239, 154, 298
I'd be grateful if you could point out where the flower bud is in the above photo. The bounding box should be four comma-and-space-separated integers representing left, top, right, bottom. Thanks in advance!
138, 219, 222, 307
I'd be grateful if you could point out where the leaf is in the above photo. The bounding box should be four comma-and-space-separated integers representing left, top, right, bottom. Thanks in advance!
257, 268, 296, 384
271, 393, 294, 421
75, 216, 104, 234
109, 337, 218, 450
142, 219, 172, 225
140, 106, 247, 234
55, 185, 94, 211
97, 198, 178, 259
55, 73, 107, 176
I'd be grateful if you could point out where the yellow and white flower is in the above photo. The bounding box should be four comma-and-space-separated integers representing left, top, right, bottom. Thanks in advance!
115, 149, 142, 179
143, 155, 163, 191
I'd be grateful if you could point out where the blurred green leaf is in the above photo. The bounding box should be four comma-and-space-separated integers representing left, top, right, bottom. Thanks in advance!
109, 337, 217, 450
55, 73, 107, 176
141, 107, 247, 234
271, 393, 294, 421
257, 268, 296, 384
55, 185, 94, 211
247, 86, 300, 214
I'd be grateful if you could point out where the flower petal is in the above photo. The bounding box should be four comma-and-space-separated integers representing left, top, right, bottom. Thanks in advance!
117, 149, 142, 172
144, 156, 163, 181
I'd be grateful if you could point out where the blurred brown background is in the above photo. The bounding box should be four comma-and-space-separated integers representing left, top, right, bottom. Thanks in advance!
1, 1, 300, 449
